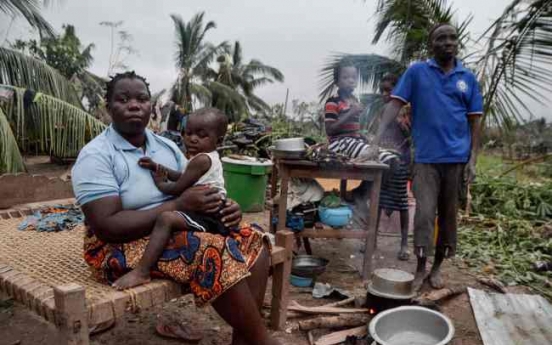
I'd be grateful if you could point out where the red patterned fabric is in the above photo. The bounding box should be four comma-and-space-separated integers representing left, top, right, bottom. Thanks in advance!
83, 224, 267, 306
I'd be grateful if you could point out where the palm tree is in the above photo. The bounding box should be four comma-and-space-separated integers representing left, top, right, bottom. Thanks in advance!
206, 41, 284, 121
170, 12, 229, 113
0, 0, 55, 37
0, 1, 106, 173
473, 0, 552, 128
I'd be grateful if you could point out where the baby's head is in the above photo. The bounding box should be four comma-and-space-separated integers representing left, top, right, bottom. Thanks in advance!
333, 59, 358, 96
184, 108, 228, 157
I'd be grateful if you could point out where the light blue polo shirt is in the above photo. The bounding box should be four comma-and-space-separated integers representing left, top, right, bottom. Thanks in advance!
392, 59, 483, 163
71, 126, 186, 210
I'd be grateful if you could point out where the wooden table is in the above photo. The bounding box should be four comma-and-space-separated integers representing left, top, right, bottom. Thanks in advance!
273, 159, 388, 279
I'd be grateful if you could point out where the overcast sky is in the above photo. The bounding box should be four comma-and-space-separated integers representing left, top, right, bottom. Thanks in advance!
1, 0, 549, 119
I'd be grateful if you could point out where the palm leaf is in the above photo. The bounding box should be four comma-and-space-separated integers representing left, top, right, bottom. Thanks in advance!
0, 0, 54, 37
0, 106, 25, 173
474, 0, 552, 128
243, 60, 284, 82
0, 47, 83, 106
1, 85, 105, 160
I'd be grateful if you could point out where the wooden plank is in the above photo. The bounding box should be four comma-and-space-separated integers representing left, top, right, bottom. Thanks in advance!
286, 168, 377, 181
271, 246, 286, 265
296, 229, 368, 239
314, 325, 367, 345
271, 230, 293, 330
363, 171, 383, 280
54, 284, 89, 345
276, 165, 290, 232
280, 160, 388, 170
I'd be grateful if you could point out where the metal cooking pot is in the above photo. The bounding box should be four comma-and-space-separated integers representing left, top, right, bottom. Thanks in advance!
367, 268, 416, 300
291, 255, 329, 278
274, 138, 305, 151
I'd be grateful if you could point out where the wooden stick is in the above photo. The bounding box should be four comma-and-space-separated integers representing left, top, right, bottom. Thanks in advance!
477, 277, 507, 294
320, 296, 355, 308
299, 314, 372, 331
307, 331, 315, 345
314, 326, 367, 345
413, 285, 466, 308
288, 301, 369, 315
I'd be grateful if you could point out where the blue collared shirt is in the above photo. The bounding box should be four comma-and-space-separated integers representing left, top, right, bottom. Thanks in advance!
71, 126, 186, 210
392, 59, 483, 163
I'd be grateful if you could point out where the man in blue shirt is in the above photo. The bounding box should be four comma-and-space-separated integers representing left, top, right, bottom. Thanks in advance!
375, 23, 483, 291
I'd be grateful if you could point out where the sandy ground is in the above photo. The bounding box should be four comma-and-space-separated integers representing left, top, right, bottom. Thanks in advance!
0, 208, 491, 345
0, 161, 493, 345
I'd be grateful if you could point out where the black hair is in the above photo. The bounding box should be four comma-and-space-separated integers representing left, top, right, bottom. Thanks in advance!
105, 71, 151, 105
381, 73, 399, 87
333, 58, 358, 84
428, 22, 454, 42
189, 107, 228, 138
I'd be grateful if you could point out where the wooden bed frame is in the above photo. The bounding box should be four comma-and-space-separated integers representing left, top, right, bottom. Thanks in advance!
0, 199, 293, 345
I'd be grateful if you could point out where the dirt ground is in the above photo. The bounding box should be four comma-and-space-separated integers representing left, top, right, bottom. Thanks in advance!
0, 166, 496, 345
0, 208, 494, 345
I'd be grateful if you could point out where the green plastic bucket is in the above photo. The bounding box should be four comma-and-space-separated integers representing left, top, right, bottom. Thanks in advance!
222, 157, 273, 213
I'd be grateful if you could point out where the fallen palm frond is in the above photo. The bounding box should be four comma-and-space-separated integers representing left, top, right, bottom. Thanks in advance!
458, 174, 552, 300
0, 106, 26, 173
0, 85, 106, 172
0, 47, 83, 107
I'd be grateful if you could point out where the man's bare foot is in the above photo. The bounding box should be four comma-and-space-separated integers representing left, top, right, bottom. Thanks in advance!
412, 270, 425, 292
428, 269, 445, 289
112, 269, 151, 290
398, 246, 410, 261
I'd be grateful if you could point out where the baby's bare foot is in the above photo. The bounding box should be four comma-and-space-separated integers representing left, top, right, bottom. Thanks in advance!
112, 269, 151, 290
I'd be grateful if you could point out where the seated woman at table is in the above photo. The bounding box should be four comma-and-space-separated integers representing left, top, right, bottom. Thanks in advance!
71, 71, 281, 345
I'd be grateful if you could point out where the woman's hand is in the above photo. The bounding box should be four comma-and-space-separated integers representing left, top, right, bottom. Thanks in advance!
176, 185, 223, 213
219, 199, 242, 228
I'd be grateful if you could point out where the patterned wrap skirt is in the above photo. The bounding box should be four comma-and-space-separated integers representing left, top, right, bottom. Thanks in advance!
83, 223, 268, 306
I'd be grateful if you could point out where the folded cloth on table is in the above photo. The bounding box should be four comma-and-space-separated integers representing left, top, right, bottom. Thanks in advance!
18, 205, 84, 232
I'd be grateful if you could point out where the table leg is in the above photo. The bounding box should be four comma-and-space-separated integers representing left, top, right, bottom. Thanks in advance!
340, 180, 347, 200
277, 165, 290, 232
363, 172, 383, 280
303, 238, 313, 255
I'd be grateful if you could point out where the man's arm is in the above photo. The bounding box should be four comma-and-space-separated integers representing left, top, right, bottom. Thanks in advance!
154, 154, 211, 196
373, 99, 404, 145
466, 115, 481, 182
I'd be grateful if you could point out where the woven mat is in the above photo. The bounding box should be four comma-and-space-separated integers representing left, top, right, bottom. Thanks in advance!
0, 218, 113, 300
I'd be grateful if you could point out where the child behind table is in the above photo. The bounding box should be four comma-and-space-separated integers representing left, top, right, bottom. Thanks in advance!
113, 108, 229, 290
325, 59, 372, 160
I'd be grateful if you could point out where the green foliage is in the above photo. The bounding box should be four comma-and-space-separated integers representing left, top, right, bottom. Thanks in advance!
459, 171, 552, 299
0, 47, 83, 107
12, 24, 94, 79
0, 106, 25, 173
207, 42, 284, 122
320, 193, 342, 208
0, 85, 106, 173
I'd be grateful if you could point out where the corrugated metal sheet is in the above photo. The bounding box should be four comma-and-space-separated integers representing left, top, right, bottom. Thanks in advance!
468, 287, 552, 345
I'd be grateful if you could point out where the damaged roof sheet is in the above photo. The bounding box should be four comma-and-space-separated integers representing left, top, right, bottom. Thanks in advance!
468, 287, 552, 345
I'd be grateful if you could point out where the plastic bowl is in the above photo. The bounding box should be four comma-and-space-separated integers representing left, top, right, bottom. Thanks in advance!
318, 205, 353, 228
369, 306, 454, 345
290, 274, 313, 287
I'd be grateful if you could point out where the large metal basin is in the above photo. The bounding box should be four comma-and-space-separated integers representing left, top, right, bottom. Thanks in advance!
369, 306, 454, 345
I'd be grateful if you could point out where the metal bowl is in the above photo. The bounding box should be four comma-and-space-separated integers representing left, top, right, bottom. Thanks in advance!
291, 255, 329, 278
369, 306, 454, 345
368, 268, 416, 300
269, 146, 306, 160
274, 138, 305, 151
